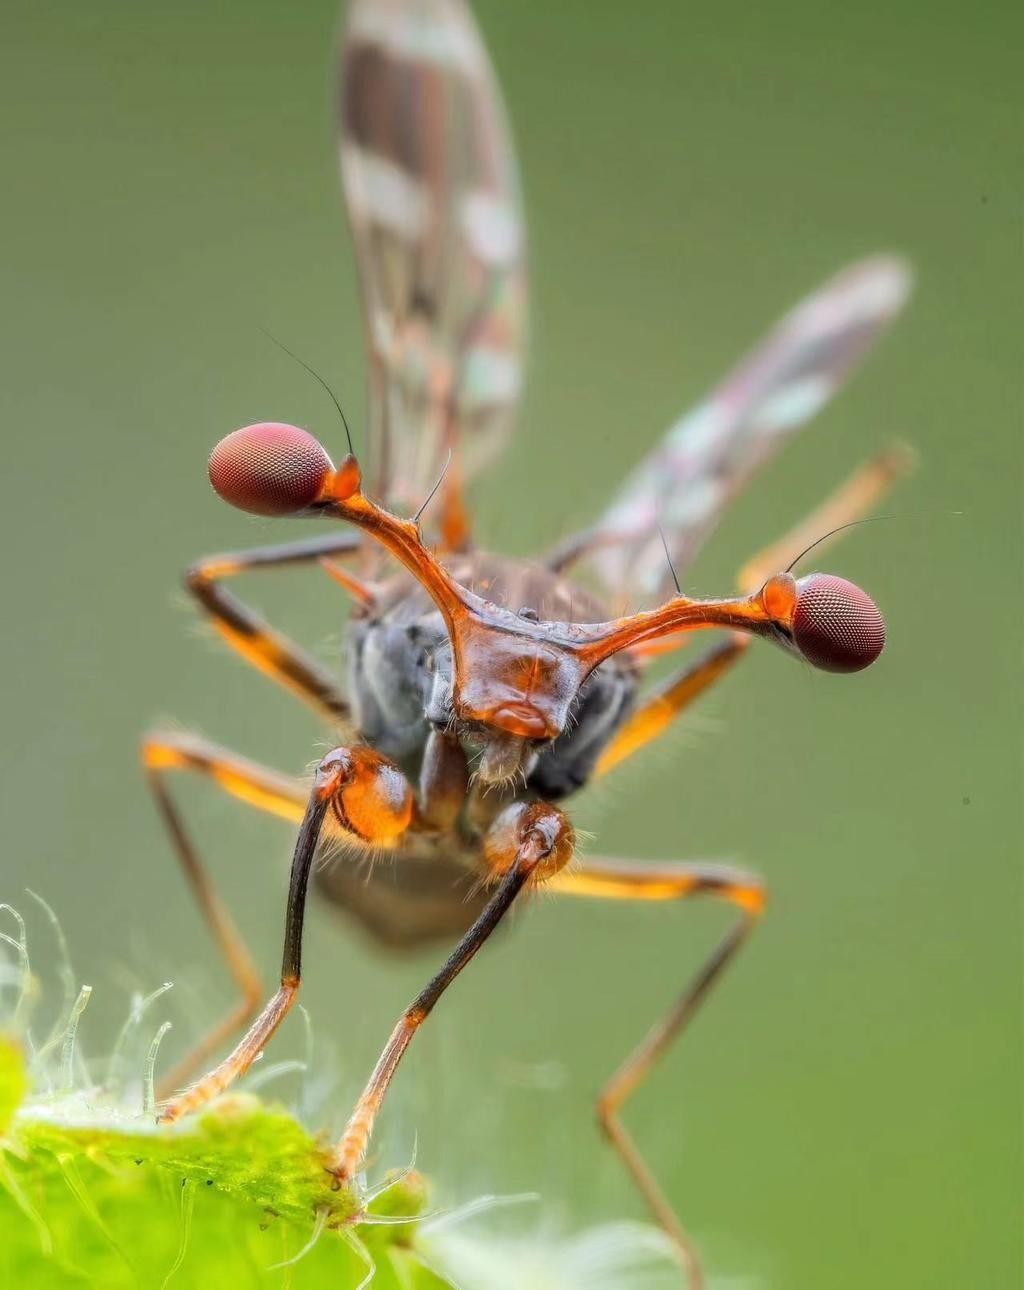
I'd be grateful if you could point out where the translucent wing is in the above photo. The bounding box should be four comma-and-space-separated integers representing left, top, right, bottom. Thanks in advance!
589, 257, 912, 601
339, 0, 526, 521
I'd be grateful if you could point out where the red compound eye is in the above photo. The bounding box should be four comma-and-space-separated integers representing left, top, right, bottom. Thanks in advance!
792, 573, 886, 673
208, 423, 333, 516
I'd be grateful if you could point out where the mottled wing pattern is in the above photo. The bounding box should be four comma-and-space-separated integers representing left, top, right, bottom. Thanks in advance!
590, 257, 912, 601
339, 0, 526, 517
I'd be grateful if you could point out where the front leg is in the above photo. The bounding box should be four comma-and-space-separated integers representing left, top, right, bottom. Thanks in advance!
157, 745, 412, 1123
329, 801, 575, 1182
141, 730, 306, 1097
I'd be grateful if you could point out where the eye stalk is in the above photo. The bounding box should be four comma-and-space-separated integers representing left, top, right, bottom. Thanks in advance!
789, 572, 886, 672
205, 423, 886, 773
209, 423, 335, 516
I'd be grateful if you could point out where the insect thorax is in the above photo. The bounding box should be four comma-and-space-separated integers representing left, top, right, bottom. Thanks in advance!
346, 553, 639, 802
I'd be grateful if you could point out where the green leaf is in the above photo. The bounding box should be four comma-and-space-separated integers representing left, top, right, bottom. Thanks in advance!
0, 903, 680, 1288
0, 1038, 452, 1288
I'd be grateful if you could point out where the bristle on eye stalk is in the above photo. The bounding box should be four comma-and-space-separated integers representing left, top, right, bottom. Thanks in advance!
792, 573, 885, 673
208, 423, 333, 516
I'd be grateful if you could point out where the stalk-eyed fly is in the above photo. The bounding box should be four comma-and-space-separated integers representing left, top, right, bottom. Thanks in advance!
144, 3, 911, 1282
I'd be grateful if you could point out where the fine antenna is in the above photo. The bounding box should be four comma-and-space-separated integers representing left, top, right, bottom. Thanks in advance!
413, 450, 454, 525
785, 516, 900, 574
656, 521, 682, 596
260, 326, 355, 458
786, 508, 964, 574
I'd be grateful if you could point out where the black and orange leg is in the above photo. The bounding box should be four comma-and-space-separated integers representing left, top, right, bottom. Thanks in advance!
596, 635, 750, 778
157, 744, 414, 1122
141, 731, 307, 1096
329, 802, 574, 1181
549, 858, 766, 1290
184, 531, 372, 727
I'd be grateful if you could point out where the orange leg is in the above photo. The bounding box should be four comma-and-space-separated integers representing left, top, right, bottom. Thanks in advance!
158, 745, 413, 1123
141, 731, 306, 1096
329, 801, 574, 1182
736, 444, 912, 595
184, 532, 369, 727
550, 858, 766, 1290
596, 635, 749, 778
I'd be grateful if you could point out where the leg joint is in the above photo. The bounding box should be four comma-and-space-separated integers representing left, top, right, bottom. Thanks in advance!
595, 1090, 615, 1130
184, 560, 211, 595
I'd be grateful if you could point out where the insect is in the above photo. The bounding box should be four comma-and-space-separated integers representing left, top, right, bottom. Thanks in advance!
143, 1, 911, 1283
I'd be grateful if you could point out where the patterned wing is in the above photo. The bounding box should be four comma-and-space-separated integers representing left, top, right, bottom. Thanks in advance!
339, 0, 526, 517
590, 257, 912, 601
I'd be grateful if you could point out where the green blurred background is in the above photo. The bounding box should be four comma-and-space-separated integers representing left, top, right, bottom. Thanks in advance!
1, 1, 1019, 1285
